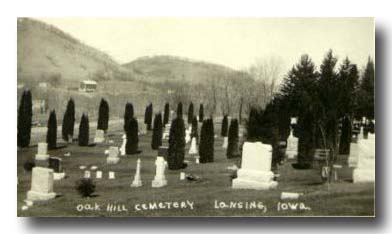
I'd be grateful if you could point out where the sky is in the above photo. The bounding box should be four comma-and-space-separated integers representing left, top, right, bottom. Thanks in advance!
37, 17, 374, 73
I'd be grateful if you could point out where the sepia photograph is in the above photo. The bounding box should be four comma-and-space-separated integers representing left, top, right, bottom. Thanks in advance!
16, 17, 375, 217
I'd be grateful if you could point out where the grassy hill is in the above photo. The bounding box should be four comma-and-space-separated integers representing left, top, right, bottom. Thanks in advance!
17, 18, 131, 83
123, 55, 243, 84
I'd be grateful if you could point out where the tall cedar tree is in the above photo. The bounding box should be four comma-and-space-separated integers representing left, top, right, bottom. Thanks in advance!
144, 103, 153, 130
199, 118, 214, 163
123, 102, 134, 131
126, 117, 139, 154
62, 98, 75, 142
167, 117, 185, 170
151, 113, 163, 150
177, 102, 183, 119
246, 107, 264, 141
199, 104, 204, 122
221, 115, 229, 137
357, 57, 375, 120
187, 102, 194, 124
163, 102, 170, 126
97, 98, 109, 132
46, 110, 57, 149
168, 117, 186, 170
190, 116, 199, 142
78, 114, 89, 146
279, 54, 319, 166
318, 50, 340, 156
17, 90, 32, 147
226, 118, 240, 158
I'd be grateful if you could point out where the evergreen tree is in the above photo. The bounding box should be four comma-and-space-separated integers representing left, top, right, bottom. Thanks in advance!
123, 102, 134, 131
78, 114, 89, 146
144, 103, 153, 130
279, 54, 319, 166
246, 107, 264, 141
97, 98, 109, 132
168, 117, 186, 170
17, 90, 32, 148
177, 102, 183, 119
339, 115, 352, 155
199, 118, 214, 163
338, 58, 359, 118
190, 116, 199, 142
226, 118, 240, 158
62, 98, 75, 142
187, 102, 194, 124
199, 104, 204, 122
151, 113, 163, 150
357, 57, 375, 120
46, 110, 57, 149
318, 50, 340, 157
221, 115, 229, 137
126, 117, 139, 154
163, 102, 170, 126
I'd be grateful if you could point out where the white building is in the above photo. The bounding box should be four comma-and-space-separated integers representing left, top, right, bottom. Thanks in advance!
79, 80, 97, 92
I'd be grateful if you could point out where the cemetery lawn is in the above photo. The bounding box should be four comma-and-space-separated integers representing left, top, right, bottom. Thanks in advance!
17, 122, 374, 217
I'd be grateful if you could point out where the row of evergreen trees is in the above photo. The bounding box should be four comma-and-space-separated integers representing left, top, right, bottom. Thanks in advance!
246, 50, 375, 167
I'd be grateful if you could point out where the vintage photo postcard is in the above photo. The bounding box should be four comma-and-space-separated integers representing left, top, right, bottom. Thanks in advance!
17, 17, 375, 217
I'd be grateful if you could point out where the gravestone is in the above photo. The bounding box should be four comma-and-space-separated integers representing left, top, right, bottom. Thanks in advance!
222, 136, 228, 149
109, 171, 115, 179
131, 158, 142, 187
35, 142, 49, 161
48, 157, 65, 180
152, 156, 167, 188
188, 137, 198, 155
286, 128, 298, 160
185, 127, 191, 144
107, 146, 120, 164
120, 134, 126, 156
348, 138, 359, 168
27, 167, 56, 201
94, 129, 105, 143
162, 124, 171, 140
84, 170, 91, 178
353, 133, 375, 183
96, 171, 102, 179
232, 142, 278, 190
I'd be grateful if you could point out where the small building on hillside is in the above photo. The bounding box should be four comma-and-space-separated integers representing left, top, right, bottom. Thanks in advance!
32, 99, 47, 114
79, 80, 97, 92
38, 82, 48, 89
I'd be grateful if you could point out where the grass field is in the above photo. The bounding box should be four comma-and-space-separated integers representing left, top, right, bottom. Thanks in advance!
17, 121, 374, 217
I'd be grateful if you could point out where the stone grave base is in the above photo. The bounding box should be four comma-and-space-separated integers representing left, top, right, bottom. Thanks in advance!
131, 180, 142, 187
353, 169, 374, 183
94, 137, 105, 143
35, 154, 49, 161
53, 172, 66, 180
286, 151, 296, 160
152, 179, 167, 188
27, 190, 56, 202
232, 169, 277, 190
106, 157, 120, 164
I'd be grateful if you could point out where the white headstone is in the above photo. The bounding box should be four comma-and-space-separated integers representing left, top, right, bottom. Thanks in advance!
232, 142, 278, 190
96, 171, 102, 179
131, 159, 142, 187
109, 171, 115, 179
195, 156, 200, 164
185, 129, 191, 143
188, 137, 198, 155
152, 157, 167, 188
27, 167, 56, 201
120, 134, 126, 156
84, 170, 91, 178
290, 117, 297, 125
180, 172, 186, 180
353, 134, 375, 183
222, 136, 228, 149
107, 146, 120, 164
35, 142, 49, 161
348, 140, 359, 168
94, 129, 105, 143
286, 129, 298, 159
